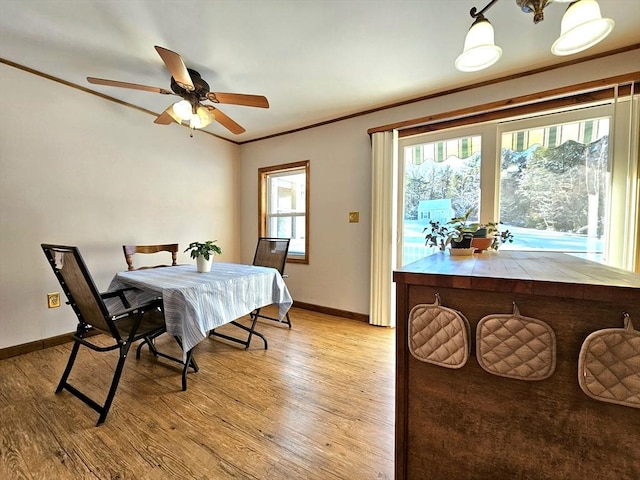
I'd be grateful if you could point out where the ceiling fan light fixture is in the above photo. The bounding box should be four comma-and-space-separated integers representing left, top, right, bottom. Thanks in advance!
189, 114, 201, 129
172, 99, 192, 121
196, 106, 215, 128
551, 0, 614, 56
455, 16, 502, 72
166, 107, 182, 124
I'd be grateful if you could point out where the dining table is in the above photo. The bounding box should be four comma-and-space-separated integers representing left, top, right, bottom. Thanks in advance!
107, 262, 293, 389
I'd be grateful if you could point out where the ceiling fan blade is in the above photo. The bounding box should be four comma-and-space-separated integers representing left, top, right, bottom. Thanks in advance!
207, 92, 269, 109
154, 106, 181, 125
207, 106, 246, 135
87, 77, 173, 95
154, 46, 194, 92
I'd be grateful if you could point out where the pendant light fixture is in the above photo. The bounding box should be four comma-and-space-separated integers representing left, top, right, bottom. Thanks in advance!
455, 0, 614, 72
551, 0, 615, 56
455, 14, 502, 72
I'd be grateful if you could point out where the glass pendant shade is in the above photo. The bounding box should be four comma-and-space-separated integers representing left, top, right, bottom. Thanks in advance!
551, 0, 614, 56
455, 17, 502, 72
189, 114, 201, 129
196, 106, 215, 128
166, 108, 181, 124
172, 100, 193, 121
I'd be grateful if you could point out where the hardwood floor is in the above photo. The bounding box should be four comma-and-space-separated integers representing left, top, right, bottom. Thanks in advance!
0, 308, 395, 479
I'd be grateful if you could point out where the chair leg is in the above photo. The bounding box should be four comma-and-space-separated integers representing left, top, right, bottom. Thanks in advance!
251, 307, 292, 328
136, 332, 161, 359
209, 318, 268, 350
96, 342, 131, 425
56, 340, 81, 393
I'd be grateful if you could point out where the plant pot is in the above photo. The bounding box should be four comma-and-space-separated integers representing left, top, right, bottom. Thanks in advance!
471, 236, 493, 252
196, 255, 212, 273
449, 247, 475, 256
473, 227, 488, 238
450, 236, 473, 249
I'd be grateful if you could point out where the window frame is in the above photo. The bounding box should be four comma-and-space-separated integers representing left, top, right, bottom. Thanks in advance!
258, 160, 310, 264
398, 96, 638, 271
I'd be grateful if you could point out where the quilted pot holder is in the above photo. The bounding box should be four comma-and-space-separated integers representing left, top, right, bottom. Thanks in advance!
408, 293, 470, 369
476, 303, 556, 381
578, 313, 640, 409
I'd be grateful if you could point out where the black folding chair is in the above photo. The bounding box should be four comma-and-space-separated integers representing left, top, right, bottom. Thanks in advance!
41, 244, 197, 425
250, 237, 292, 328
209, 237, 291, 350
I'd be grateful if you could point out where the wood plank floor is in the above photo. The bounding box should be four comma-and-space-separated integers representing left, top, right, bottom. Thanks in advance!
0, 308, 395, 479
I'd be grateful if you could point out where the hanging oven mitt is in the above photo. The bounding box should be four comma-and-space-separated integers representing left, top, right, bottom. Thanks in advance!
476, 303, 556, 381
408, 293, 470, 369
578, 313, 640, 409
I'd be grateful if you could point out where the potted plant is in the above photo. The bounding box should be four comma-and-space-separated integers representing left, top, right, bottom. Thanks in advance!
424, 208, 515, 254
489, 226, 514, 250
423, 208, 480, 254
446, 208, 480, 248
472, 221, 515, 251
184, 240, 222, 273
471, 222, 494, 252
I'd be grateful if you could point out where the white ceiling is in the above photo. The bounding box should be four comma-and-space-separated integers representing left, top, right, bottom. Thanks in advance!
1, 0, 638, 142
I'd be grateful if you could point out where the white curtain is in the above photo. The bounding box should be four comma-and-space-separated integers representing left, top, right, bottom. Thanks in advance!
370, 130, 398, 327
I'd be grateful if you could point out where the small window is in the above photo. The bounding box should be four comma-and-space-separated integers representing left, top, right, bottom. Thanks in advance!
259, 161, 309, 264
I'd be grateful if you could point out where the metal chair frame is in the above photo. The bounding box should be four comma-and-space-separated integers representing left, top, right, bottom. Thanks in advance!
250, 237, 292, 328
209, 237, 291, 350
42, 244, 197, 425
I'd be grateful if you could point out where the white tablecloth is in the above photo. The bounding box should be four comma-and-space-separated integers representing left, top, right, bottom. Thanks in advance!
107, 263, 292, 355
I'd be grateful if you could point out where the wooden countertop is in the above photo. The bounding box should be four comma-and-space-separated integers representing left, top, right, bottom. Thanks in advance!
394, 251, 639, 302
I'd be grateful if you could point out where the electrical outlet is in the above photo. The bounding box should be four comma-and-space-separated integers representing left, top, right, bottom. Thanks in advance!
47, 292, 61, 308
349, 211, 360, 223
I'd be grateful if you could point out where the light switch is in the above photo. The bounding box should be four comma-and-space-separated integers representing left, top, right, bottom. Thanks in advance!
349, 211, 359, 223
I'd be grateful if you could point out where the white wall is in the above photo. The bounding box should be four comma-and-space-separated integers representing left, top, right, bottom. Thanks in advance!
0, 64, 240, 349
239, 49, 640, 316
2, 49, 638, 349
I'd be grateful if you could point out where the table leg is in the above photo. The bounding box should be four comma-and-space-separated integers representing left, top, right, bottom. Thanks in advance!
181, 348, 195, 391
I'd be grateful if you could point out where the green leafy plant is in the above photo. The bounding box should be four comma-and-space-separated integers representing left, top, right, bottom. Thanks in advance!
424, 208, 480, 250
490, 229, 514, 250
423, 220, 453, 251
184, 240, 222, 261
423, 208, 515, 251
447, 208, 481, 243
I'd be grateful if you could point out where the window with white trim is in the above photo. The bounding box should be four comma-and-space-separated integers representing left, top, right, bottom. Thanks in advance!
399, 96, 638, 271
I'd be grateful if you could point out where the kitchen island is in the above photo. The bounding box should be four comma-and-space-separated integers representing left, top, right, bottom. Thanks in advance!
393, 251, 639, 480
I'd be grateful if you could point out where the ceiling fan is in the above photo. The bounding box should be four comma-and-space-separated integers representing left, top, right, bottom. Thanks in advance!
87, 46, 269, 134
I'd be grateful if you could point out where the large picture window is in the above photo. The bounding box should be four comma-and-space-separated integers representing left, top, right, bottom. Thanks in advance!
499, 114, 611, 262
398, 97, 638, 271
258, 160, 309, 263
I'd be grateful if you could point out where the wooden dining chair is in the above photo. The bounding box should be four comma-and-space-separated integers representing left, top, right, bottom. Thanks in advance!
41, 244, 197, 425
122, 243, 179, 271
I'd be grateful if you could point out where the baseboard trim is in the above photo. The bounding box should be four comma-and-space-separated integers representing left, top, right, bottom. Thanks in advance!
292, 301, 369, 323
0, 303, 369, 360
0, 332, 72, 360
